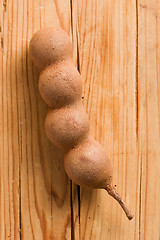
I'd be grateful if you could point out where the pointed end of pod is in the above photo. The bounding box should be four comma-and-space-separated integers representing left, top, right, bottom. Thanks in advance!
104, 184, 134, 220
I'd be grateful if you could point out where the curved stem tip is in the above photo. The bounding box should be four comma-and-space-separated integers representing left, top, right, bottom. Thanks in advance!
105, 184, 134, 220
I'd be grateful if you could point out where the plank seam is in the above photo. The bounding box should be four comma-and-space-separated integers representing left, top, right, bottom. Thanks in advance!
76, 16, 81, 239
70, 181, 75, 240
136, 1, 141, 240
136, 0, 139, 140
70, 0, 73, 38
19, 126, 22, 240
139, 155, 142, 240
69, 3, 76, 240
77, 185, 80, 225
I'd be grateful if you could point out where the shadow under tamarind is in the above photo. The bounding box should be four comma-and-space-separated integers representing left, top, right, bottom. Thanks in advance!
16, 46, 69, 208
17, 46, 97, 230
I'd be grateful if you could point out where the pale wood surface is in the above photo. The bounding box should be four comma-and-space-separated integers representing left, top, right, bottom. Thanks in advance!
138, 1, 160, 239
0, 0, 160, 239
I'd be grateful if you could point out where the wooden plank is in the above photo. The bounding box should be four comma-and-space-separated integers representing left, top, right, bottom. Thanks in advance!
73, 0, 138, 239
20, 0, 72, 239
138, 1, 160, 239
0, 0, 72, 239
0, 0, 21, 239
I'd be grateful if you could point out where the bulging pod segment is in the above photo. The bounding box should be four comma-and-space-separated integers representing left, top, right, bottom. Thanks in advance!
45, 102, 90, 151
64, 137, 113, 189
29, 27, 73, 71
39, 60, 82, 108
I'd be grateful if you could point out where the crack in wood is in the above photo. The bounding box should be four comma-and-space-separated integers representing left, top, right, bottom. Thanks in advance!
69, 2, 81, 239
69, 2, 76, 239
76, 17, 81, 240
70, 0, 73, 39
139, 155, 142, 240
19, 123, 22, 240
136, 0, 139, 141
76, 30, 80, 74
0, 26, 3, 51
70, 181, 75, 240
77, 185, 80, 224
3, 0, 7, 12
51, 176, 53, 219
136, 2, 142, 240
1, 36, 3, 50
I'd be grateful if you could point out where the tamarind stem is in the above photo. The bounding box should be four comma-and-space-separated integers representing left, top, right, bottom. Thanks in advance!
105, 184, 134, 220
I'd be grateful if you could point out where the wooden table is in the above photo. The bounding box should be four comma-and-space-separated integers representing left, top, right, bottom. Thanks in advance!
0, 0, 160, 239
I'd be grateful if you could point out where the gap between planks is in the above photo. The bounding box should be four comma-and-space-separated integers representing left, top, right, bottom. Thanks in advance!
69, 0, 81, 239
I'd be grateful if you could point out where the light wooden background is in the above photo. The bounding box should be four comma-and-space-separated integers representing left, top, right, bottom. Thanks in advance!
0, 0, 160, 239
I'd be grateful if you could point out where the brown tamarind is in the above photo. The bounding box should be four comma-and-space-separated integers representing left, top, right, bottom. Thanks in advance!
29, 27, 133, 220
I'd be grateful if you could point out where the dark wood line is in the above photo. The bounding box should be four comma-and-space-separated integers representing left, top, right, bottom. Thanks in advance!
2, 8, 6, 240
10, 0, 17, 238
136, 2, 141, 240
7, 0, 11, 236
1, 36, 3, 50
19, 121, 22, 240
139, 154, 142, 240
14, 0, 21, 238
75, 10, 81, 239
70, 0, 73, 39
70, 2, 77, 238
3, 0, 7, 12
77, 185, 80, 225
136, 0, 139, 141
76, 30, 80, 74
143, 8, 148, 239
70, 181, 75, 240
155, 1, 160, 141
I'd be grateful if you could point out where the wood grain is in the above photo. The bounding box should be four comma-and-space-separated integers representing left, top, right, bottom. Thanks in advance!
73, 0, 138, 239
0, 0, 160, 239
0, 0, 72, 239
138, 1, 160, 239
